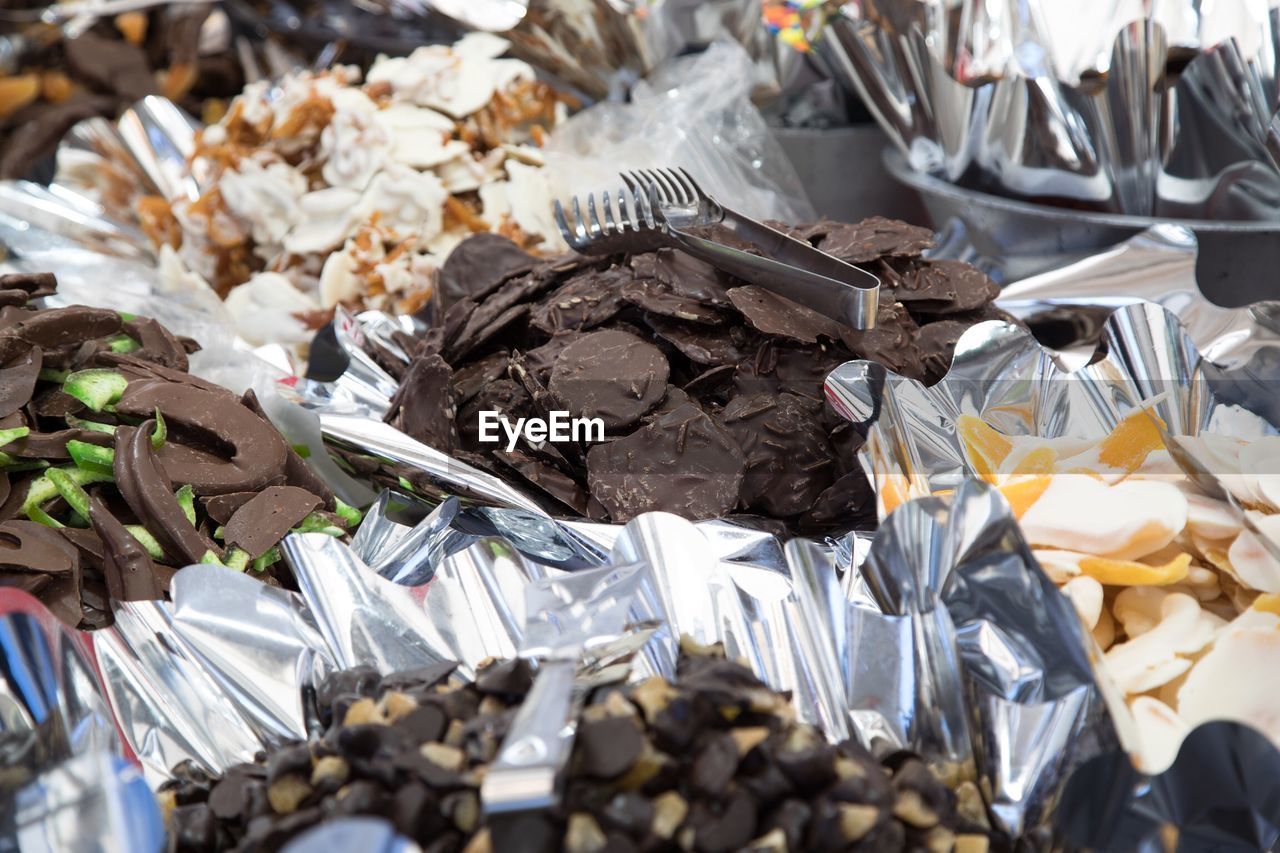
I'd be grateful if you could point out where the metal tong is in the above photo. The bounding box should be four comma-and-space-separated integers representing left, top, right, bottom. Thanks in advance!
554, 167, 880, 330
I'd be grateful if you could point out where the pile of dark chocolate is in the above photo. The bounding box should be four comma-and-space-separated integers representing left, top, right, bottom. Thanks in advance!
0, 4, 245, 179
361, 218, 1004, 532
0, 272, 356, 629
162, 643, 994, 853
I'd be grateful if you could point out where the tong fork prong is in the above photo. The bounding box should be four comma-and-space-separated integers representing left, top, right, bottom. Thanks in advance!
586, 192, 603, 238
620, 173, 655, 229
673, 168, 704, 204
655, 168, 694, 206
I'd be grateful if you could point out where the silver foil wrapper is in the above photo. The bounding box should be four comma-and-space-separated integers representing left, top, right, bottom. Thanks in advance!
1057, 720, 1280, 850
997, 225, 1280, 370
821, 5, 1280, 220
0, 589, 160, 851
0, 589, 121, 788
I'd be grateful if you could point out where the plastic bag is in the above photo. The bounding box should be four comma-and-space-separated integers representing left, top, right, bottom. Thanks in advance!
543, 41, 815, 224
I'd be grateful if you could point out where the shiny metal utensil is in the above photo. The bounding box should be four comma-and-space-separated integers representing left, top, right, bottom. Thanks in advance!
554, 167, 880, 329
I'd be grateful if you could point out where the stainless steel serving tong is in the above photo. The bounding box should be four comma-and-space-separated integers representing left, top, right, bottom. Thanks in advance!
554, 167, 880, 330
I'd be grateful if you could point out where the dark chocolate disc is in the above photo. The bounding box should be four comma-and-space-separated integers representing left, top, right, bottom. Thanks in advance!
892, 259, 1001, 314
529, 267, 628, 334
726, 285, 845, 344
621, 278, 723, 324
798, 216, 934, 263
586, 404, 744, 521
721, 393, 836, 517
548, 330, 669, 430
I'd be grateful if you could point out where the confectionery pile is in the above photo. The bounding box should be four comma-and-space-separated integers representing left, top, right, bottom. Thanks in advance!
161, 644, 993, 853
2, 2, 1280, 850
0, 3, 245, 179
358, 221, 1002, 532
0, 272, 356, 629
135, 33, 565, 346
959, 411, 1280, 773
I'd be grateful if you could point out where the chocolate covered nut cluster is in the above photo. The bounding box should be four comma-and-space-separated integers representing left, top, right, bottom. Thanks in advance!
0, 3, 244, 179
161, 644, 993, 852
139, 33, 565, 346
360, 220, 1004, 532
0, 273, 357, 628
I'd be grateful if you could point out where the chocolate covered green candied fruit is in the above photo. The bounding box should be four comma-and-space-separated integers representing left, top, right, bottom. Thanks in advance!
0, 273, 359, 628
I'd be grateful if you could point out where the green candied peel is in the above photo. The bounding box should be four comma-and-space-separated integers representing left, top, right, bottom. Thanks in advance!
290, 443, 311, 459
66, 440, 114, 477
106, 334, 140, 354
334, 497, 362, 527
175, 485, 195, 525
66, 415, 116, 435
0, 426, 30, 448
252, 547, 282, 572
23, 466, 112, 526
292, 512, 346, 538
38, 368, 69, 383
126, 526, 163, 559
45, 468, 91, 522
200, 547, 250, 572
150, 409, 167, 448
63, 369, 128, 412
0, 452, 48, 472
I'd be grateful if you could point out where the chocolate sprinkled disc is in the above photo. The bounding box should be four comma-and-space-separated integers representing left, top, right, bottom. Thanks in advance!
549, 330, 670, 430
721, 393, 836, 517
796, 216, 935, 263
587, 404, 744, 521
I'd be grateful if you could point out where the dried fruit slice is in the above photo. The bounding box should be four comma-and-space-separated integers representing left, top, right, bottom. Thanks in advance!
1010, 446, 1057, 476
1096, 408, 1167, 473
956, 414, 1012, 482
996, 475, 1051, 519
1078, 552, 1192, 586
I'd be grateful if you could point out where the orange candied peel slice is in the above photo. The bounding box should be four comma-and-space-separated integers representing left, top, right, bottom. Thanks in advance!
957, 414, 1013, 482
1077, 552, 1191, 586
1252, 593, 1280, 617
1011, 446, 1058, 476
997, 475, 1051, 519
1096, 408, 1167, 474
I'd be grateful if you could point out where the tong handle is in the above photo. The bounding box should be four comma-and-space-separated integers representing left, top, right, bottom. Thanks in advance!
481, 658, 577, 814
669, 207, 880, 330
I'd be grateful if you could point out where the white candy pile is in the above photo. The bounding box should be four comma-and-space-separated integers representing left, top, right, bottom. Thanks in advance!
153, 33, 565, 347
957, 412, 1280, 773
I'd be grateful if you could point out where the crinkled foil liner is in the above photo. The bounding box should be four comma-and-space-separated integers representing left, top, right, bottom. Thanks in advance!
0, 590, 162, 851
825, 298, 1280, 841
997, 224, 1280, 373
820, 9, 1280, 219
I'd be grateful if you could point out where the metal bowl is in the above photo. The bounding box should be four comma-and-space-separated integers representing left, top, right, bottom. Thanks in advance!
884, 148, 1280, 307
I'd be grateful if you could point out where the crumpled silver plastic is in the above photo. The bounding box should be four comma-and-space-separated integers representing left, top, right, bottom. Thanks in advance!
1056, 720, 1280, 851
6, 751, 163, 853
997, 224, 1280, 372
0, 590, 156, 851
0, 589, 120, 793
820, 4, 1280, 220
